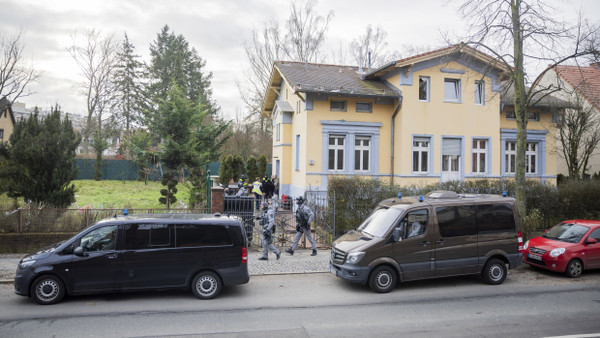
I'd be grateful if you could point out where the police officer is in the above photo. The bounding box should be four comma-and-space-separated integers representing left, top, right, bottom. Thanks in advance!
258, 202, 281, 260
285, 196, 317, 256
235, 182, 249, 197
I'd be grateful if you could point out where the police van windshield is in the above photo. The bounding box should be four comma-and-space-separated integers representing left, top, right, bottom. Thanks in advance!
357, 207, 404, 238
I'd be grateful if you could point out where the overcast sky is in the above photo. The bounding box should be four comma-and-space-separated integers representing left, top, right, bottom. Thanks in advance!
1, 0, 598, 119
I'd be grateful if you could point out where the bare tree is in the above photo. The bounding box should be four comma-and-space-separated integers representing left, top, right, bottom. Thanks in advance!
281, 0, 333, 63
67, 29, 118, 150
0, 29, 40, 103
238, 0, 332, 135
67, 29, 118, 180
350, 25, 398, 70
456, 0, 599, 216
557, 92, 600, 179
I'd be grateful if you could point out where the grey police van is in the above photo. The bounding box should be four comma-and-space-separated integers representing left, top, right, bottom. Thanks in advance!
15, 213, 249, 304
330, 191, 523, 293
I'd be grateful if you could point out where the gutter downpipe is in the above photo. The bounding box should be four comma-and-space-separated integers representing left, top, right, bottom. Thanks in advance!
391, 96, 402, 186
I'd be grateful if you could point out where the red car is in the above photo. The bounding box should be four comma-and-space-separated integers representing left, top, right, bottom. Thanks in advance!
523, 220, 600, 278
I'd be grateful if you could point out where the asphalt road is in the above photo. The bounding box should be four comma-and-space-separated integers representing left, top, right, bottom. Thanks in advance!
1, 269, 599, 338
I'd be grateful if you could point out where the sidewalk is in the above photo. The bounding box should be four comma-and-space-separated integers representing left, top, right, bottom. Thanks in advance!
0, 249, 331, 284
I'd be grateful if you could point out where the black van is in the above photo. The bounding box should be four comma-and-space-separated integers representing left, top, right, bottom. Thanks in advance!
330, 191, 523, 293
14, 213, 249, 304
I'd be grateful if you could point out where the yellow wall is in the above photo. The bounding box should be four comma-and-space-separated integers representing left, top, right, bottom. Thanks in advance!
0, 109, 14, 142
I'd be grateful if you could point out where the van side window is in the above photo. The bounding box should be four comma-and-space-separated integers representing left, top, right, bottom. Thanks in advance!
475, 203, 516, 232
400, 209, 428, 239
436, 206, 476, 237
176, 224, 232, 247
81, 225, 118, 252
124, 224, 172, 250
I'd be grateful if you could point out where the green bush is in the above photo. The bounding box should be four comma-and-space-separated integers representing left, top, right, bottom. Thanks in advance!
327, 177, 600, 238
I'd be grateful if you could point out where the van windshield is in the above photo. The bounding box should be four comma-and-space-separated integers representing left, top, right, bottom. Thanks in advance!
357, 207, 403, 238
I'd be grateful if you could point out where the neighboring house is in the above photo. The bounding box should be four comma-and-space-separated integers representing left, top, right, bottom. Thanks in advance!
537, 62, 600, 177
0, 97, 16, 143
262, 44, 561, 197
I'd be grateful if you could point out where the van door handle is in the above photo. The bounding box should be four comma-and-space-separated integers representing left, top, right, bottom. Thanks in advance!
421, 241, 431, 246
106, 253, 119, 259
436, 239, 445, 245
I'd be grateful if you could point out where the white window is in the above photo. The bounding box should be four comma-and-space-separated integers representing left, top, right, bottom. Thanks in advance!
475, 81, 485, 105
330, 100, 347, 112
472, 139, 487, 173
356, 102, 372, 113
526, 142, 537, 174
505, 141, 516, 174
276, 123, 281, 141
444, 78, 461, 102
328, 135, 345, 171
354, 136, 370, 171
412, 137, 430, 173
419, 76, 430, 101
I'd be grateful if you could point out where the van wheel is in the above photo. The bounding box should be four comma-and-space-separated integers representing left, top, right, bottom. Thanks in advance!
565, 259, 583, 278
482, 258, 507, 285
369, 266, 396, 293
192, 271, 222, 299
31, 275, 65, 305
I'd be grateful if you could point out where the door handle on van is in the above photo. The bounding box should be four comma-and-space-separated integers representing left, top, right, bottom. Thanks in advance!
421, 241, 431, 246
106, 253, 119, 259
436, 239, 445, 245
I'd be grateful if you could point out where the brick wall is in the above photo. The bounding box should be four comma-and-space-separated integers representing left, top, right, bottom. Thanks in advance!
211, 186, 225, 214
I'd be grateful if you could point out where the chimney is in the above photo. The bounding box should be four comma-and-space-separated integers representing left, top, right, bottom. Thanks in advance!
591, 62, 600, 69
368, 52, 372, 71
305, 60, 308, 71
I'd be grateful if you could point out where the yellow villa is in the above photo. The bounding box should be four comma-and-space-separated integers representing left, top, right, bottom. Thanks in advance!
0, 97, 16, 143
262, 44, 563, 196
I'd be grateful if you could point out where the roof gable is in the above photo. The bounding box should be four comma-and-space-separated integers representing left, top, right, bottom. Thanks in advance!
0, 97, 16, 125
553, 64, 600, 110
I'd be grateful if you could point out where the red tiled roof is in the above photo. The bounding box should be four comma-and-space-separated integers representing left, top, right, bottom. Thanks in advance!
553, 64, 600, 110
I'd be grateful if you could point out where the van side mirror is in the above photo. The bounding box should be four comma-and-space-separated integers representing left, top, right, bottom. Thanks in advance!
74, 246, 88, 257
585, 237, 597, 245
392, 228, 403, 242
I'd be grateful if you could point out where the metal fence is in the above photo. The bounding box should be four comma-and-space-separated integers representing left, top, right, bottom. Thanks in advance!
0, 208, 210, 233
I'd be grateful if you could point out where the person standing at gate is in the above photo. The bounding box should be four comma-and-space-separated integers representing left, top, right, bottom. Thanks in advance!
286, 196, 317, 256
252, 177, 263, 210
259, 202, 281, 260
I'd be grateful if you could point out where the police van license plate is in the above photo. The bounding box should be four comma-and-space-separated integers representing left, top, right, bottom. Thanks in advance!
330, 264, 337, 276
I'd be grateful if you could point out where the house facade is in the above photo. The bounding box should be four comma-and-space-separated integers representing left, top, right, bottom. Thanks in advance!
0, 97, 16, 143
537, 62, 600, 177
262, 44, 560, 197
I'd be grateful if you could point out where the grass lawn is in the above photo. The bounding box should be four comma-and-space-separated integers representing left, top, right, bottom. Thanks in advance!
1, 180, 193, 209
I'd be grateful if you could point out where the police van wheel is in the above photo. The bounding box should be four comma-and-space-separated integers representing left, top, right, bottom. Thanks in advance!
31, 274, 65, 305
482, 258, 507, 285
192, 271, 222, 299
369, 265, 396, 293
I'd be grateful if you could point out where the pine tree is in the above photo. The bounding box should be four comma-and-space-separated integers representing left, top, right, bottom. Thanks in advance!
113, 33, 147, 132
4, 106, 81, 208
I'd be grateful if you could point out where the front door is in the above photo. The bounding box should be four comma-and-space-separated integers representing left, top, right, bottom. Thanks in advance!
442, 138, 461, 182
394, 208, 435, 281
68, 224, 121, 293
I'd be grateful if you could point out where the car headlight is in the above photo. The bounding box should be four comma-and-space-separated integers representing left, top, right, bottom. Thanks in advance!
523, 240, 529, 250
346, 252, 365, 264
19, 259, 36, 269
550, 248, 566, 257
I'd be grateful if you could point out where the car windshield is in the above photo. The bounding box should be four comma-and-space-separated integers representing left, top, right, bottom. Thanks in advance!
542, 223, 589, 243
357, 207, 404, 238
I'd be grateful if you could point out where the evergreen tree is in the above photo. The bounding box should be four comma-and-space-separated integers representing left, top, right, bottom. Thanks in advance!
147, 25, 219, 115
3, 106, 81, 208
258, 154, 268, 178
246, 155, 259, 182
113, 33, 147, 132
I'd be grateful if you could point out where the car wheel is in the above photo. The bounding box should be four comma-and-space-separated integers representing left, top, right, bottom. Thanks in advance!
191, 271, 222, 299
369, 265, 397, 293
482, 258, 507, 285
565, 259, 583, 278
31, 274, 65, 305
